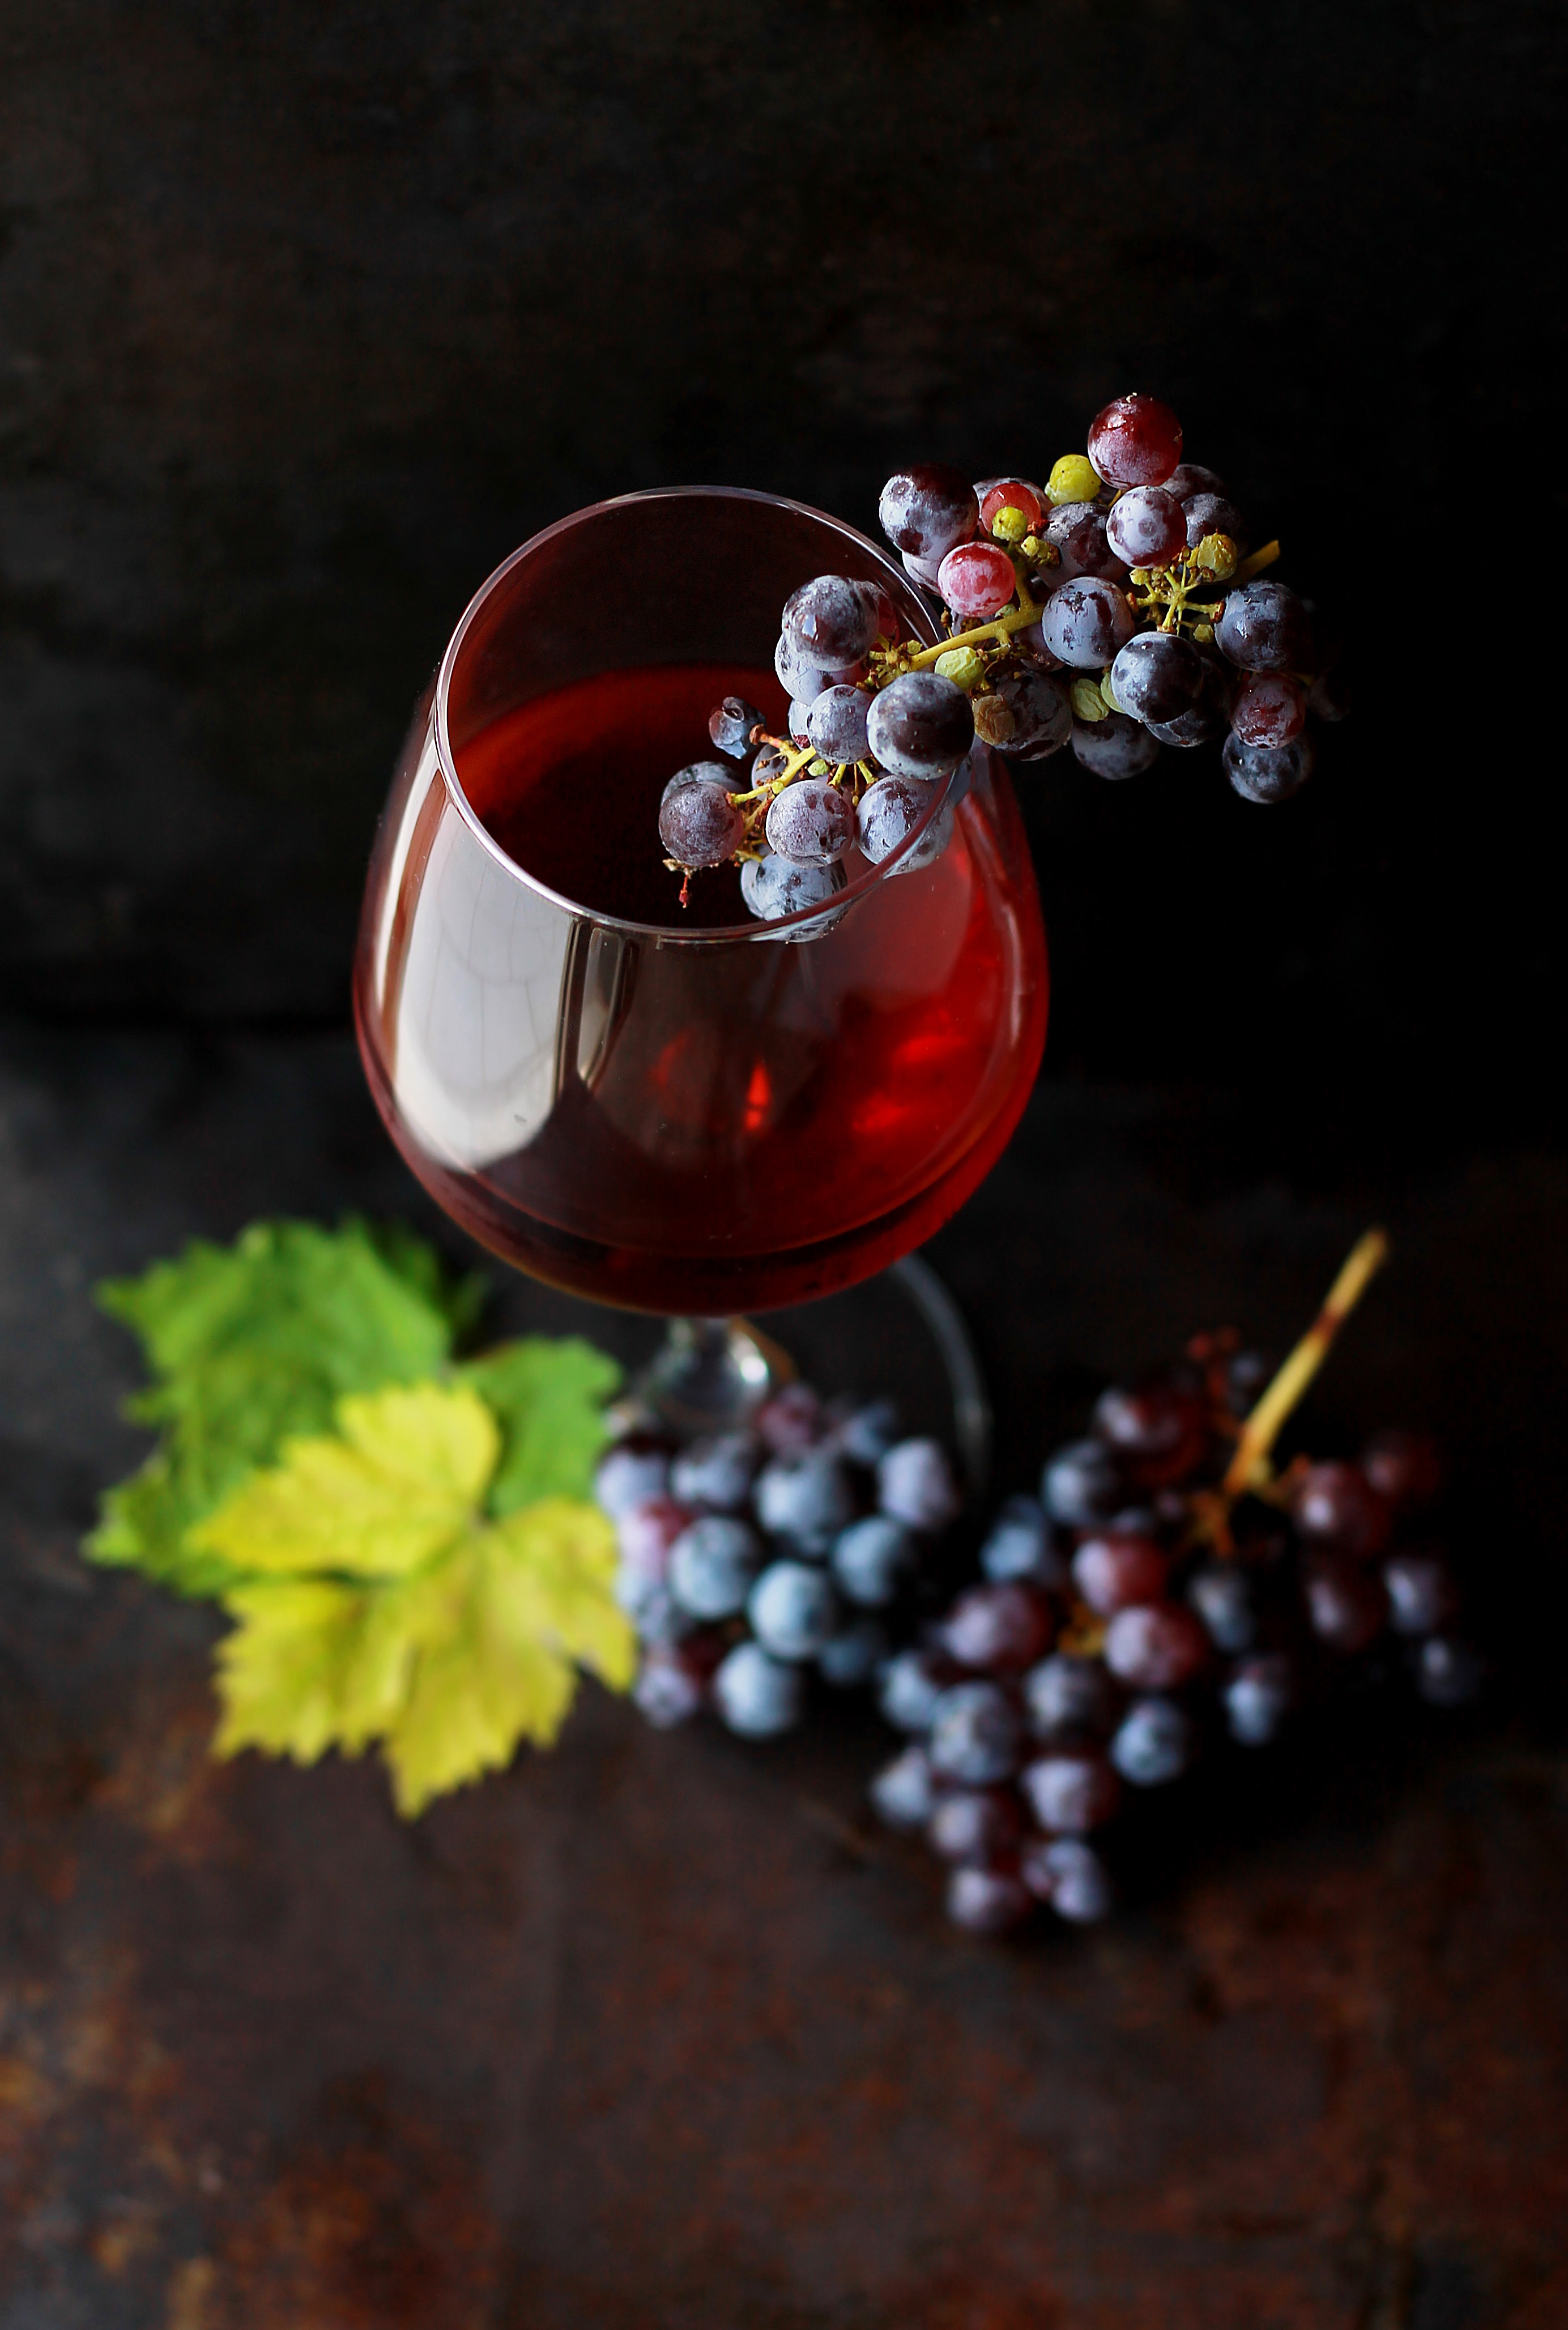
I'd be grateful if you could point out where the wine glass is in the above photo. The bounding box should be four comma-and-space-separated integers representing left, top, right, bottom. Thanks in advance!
353, 487, 1047, 1440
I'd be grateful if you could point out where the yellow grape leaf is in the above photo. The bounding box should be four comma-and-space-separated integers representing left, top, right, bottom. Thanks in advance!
380, 1498, 627, 1817
203, 1380, 631, 1814
191, 1382, 500, 1580
213, 1579, 388, 1764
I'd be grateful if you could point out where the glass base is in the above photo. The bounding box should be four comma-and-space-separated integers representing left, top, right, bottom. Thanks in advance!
598, 1256, 991, 1507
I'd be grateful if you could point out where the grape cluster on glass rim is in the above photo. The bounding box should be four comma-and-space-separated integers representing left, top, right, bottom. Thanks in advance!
657, 390, 1349, 926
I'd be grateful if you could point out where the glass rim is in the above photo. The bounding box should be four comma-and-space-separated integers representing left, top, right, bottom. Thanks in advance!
431, 483, 957, 946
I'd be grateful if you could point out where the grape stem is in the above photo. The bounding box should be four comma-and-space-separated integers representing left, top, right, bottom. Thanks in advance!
1222, 1228, 1390, 1500
902, 578, 1043, 671
1237, 539, 1281, 582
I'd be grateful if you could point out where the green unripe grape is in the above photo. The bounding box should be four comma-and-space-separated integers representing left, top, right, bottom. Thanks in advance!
1047, 454, 1101, 506
935, 646, 988, 692
990, 505, 1030, 545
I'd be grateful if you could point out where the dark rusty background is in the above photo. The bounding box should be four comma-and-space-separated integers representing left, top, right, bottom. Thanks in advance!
3, 1031, 1566, 2327
3, 0, 1566, 2321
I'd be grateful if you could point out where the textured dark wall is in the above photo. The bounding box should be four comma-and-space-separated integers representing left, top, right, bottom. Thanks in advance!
1, 1, 1561, 1129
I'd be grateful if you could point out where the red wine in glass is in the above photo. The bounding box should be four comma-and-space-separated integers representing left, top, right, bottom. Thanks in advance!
354, 490, 1047, 1320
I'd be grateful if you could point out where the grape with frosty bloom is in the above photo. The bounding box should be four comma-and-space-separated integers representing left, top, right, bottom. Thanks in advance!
650, 389, 1345, 918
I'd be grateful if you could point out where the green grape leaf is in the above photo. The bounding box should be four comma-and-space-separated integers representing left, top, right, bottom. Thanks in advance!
206, 1382, 629, 1815
460, 1336, 622, 1514
87, 1218, 473, 1594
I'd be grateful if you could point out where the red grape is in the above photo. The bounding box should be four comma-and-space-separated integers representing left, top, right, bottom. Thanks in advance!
1093, 1379, 1209, 1483
1103, 1602, 1210, 1690
1230, 671, 1306, 749
1072, 1530, 1170, 1615
1292, 1461, 1392, 1560
979, 477, 1045, 532
1305, 1557, 1387, 1652
1088, 393, 1183, 488
1361, 1430, 1445, 1509
938, 1580, 1055, 1673
937, 538, 1019, 619
946, 1864, 1033, 1934
1020, 1749, 1122, 1834
928, 1787, 1024, 1865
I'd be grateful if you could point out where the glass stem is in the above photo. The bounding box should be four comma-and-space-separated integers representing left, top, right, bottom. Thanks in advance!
637, 1316, 783, 1438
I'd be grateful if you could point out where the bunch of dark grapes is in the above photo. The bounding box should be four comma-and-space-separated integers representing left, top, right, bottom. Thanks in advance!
657, 390, 1347, 921
869, 1347, 1478, 1937
596, 1384, 962, 1738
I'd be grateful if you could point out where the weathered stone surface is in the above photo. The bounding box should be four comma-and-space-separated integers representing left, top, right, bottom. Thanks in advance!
2, 1030, 1565, 2325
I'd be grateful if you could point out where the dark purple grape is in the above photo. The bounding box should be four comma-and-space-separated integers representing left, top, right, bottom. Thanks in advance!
713, 1641, 803, 1737
788, 697, 815, 742
1103, 1602, 1209, 1690
1224, 1654, 1294, 1745
616, 1496, 692, 1587
1223, 728, 1315, 803
831, 1515, 914, 1608
1105, 486, 1187, 568
927, 1680, 1024, 1785
1165, 462, 1226, 501
658, 767, 745, 868
1041, 1438, 1126, 1529
991, 669, 1071, 759
938, 1582, 1055, 1674
946, 1864, 1032, 1934
1382, 1550, 1458, 1637
1361, 1430, 1445, 1510
1305, 1556, 1387, 1652
708, 695, 764, 759
1180, 491, 1247, 551
1187, 1563, 1256, 1654
1147, 656, 1232, 747
866, 671, 974, 779
1043, 501, 1126, 580
817, 1617, 887, 1687
855, 774, 935, 865
753, 1446, 855, 1548
1072, 1531, 1170, 1617
595, 1438, 672, 1519
878, 1648, 952, 1733
980, 1496, 1067, 1588
765, 778, 855, 867
1231, 671, 1306, 749
669, 1430, 760, 1513
740, 848, 847, 929
1022, 1652, 1118, 1740
1109, 630, 1207, 725
877, 1438, 960, 1530
871, 1744, 936, 1830
668, 1515, 762, 1619
1088, 393, 1183, 488
756, 1383, 824, 1452
1038, 576, 1135, 667
1215, 579, 1313, 673
782, 575, 880, 666
1109, 1695, 1194, 1785
1021, 1835, 1113, 1922
1071, 712, 1161, 779
1292, 1462, 1392, 1561
1415, 1636, 1482, 1706
879, 464, 980, 562
928, 1787, 1024, 1866
901, 547, 945, 593
831, 1397, 900, 1468
634, 1643, 709, 1728
1020, 1749, 1121, 1834
805, 683, 872, 766
748, 1559, 838, 1660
